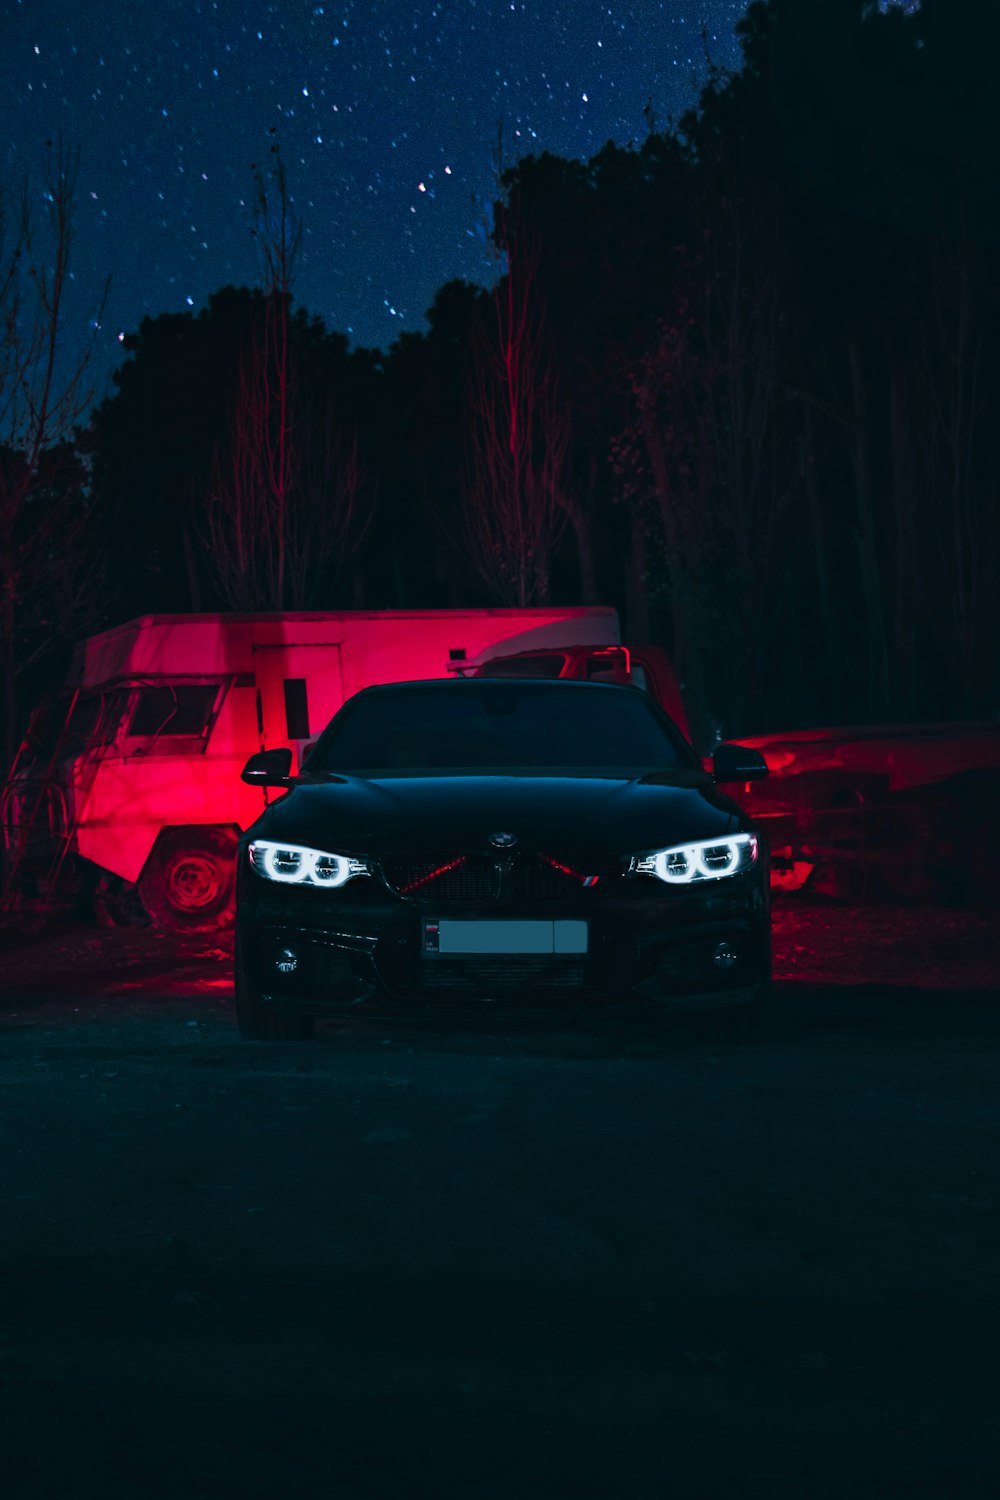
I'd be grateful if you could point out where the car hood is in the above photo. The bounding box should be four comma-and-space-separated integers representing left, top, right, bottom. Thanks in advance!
245, 771, 742, 855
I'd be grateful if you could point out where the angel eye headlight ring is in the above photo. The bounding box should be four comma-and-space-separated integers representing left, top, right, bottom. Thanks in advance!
248, 840, 369, 888
634, 833, 758, 884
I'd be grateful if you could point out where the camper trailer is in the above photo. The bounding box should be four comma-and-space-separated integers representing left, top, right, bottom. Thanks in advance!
2, 608, 620, 928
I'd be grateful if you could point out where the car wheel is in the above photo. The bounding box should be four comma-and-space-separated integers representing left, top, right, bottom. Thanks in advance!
138, 827, 237, 931
234, 936, 315, 1042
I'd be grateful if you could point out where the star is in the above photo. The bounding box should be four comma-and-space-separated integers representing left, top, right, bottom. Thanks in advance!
0, 0, 750, 391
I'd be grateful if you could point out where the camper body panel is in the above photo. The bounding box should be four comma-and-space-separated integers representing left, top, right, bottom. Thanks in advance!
74, 740, 260, 884
68, 609, 620, 692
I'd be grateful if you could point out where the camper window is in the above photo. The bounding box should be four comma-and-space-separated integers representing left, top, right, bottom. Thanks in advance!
127, 683, 221, 741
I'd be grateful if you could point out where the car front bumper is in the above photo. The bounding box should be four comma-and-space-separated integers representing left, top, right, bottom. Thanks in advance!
236, 863, 771, 1015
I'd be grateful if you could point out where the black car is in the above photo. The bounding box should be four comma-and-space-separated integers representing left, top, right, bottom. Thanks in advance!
234, 678, 770, 1040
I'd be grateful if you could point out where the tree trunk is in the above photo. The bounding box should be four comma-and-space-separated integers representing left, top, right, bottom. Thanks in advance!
888, 359, 916, 715
846, 339, 890, 717
1, 574, 17, 776
351, 559, 367, 609
565, 455, 602, 604
802, 402, 841, 718
390, 538, 408, 608
181, 524, 203, 611
625, 520, 651, 644
566, 494, 599, 604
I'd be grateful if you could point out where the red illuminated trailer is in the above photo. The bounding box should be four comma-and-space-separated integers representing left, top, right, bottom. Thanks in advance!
2, 607, 620, 928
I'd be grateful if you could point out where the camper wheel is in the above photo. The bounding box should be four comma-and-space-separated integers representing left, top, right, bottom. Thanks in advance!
138, 826, 238, 931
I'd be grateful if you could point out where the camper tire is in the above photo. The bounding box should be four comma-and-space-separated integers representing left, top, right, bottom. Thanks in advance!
234, 938, 315, 1042
138, 826, 238, 932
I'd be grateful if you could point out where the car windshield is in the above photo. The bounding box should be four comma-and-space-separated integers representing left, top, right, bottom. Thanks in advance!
305, 682, 692, 775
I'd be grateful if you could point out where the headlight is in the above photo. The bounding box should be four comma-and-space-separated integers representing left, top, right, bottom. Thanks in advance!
248, 840, 369, 888
634, 833, 758, 885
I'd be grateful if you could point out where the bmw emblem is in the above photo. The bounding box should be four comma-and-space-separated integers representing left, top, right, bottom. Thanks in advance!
488, 832, 518, 849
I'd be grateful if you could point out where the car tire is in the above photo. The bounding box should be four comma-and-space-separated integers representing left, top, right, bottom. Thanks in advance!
138, 827, 237, 931
234, 935, 315, 1042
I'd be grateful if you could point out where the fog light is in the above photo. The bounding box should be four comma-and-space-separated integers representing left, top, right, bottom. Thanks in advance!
711, 940, 739, 971
274, 947, 299, 975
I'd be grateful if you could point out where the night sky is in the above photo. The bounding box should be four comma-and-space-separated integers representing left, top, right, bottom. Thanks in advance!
1, 1, 748, 394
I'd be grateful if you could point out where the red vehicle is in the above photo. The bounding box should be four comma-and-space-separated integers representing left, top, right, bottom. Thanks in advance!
470, 644, 691, 743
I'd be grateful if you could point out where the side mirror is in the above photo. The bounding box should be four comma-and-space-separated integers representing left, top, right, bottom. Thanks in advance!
712, 742, 768, 783
241, 748, 293, 786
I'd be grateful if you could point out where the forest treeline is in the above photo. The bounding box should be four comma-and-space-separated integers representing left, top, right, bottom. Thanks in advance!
2, 0, 998, 759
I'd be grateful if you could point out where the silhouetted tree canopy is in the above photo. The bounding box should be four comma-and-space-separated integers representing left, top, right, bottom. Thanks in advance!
13, 0, 1000, 753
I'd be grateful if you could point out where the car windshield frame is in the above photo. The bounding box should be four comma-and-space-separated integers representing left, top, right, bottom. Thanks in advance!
303, 680, 697, 778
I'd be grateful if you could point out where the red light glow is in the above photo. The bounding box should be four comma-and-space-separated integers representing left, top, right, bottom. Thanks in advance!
399, 856, 469, 894
590, 645, 631, 673
539, 854, 599, 886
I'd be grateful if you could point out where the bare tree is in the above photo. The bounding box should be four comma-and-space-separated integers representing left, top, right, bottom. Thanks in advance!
461, 134, 569, 605
300, 400, 369, 606
693, 185, 800, 727
0, 140, 106, 770
843, 335, 891, 716
914, 221, 997, 713
206, 143, 366, 610
618, 300, 715, 740
617, 180, 798, 741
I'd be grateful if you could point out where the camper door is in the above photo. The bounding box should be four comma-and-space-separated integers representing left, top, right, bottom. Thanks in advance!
253, 644, 344, 769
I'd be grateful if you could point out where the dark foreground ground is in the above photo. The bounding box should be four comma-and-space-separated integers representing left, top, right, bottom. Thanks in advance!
1, 901, 999, 1500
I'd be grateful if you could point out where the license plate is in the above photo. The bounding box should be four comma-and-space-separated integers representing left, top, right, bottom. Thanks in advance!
422, 919, 588, 957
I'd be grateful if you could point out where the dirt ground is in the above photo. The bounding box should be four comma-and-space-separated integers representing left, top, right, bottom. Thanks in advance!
2, 892, 999, 997
1, 898, 1000, 1500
